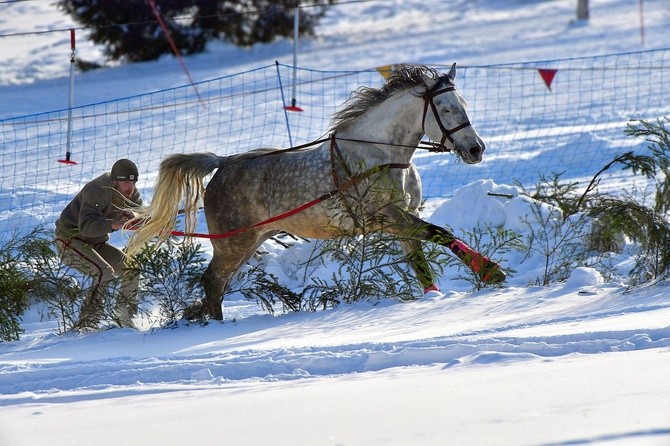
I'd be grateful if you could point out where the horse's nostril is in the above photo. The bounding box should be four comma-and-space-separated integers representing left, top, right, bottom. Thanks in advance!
469, 146, 482, 156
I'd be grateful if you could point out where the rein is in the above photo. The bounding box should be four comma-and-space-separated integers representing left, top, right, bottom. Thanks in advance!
164, 84, 465, 240
333, 136, 451, 153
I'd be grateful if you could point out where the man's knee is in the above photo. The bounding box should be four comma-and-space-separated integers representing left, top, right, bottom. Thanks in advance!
98, 263, 116, 284
97, 244, 126, 275
59, 240, 115, 286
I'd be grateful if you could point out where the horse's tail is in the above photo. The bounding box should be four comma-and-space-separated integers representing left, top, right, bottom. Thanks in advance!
126, 152, 222, 259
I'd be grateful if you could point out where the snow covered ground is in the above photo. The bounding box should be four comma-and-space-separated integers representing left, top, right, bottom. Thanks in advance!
1, 1, 670, 445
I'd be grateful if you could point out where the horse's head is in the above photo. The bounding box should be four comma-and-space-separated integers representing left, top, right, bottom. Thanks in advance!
419, 64, 486, 164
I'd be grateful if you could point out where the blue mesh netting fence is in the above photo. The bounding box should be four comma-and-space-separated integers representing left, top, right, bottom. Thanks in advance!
1, 49, 669, 238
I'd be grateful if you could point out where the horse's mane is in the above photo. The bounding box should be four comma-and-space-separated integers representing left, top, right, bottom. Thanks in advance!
330, 65, 444, 132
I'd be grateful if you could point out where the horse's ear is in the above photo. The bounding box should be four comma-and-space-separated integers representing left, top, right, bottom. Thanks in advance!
420, 67, 439, 91
448, 63, 457, 80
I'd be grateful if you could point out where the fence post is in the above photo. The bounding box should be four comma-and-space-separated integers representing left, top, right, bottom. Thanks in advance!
639, 0, 645, 46
285, 5, 303, 112
275, 61, 294, 148
58, 28, 77, 165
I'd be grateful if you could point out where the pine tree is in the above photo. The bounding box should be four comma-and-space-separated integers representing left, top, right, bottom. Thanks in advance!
58, 0, 335, 62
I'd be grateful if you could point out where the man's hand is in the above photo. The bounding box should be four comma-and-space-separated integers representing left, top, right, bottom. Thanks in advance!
119, 210, 136, 221
111, 211, 136, 231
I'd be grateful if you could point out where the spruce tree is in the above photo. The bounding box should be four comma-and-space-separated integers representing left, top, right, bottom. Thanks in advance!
58, 0, 335, 62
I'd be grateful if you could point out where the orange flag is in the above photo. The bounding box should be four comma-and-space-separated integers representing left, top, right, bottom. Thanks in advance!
377, 64, 395, 80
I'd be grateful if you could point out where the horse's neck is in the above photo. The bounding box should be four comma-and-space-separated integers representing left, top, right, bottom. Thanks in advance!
338, 90, 424, 162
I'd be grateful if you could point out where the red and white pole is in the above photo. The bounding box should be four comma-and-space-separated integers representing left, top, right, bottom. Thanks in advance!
147, 0, 205, 108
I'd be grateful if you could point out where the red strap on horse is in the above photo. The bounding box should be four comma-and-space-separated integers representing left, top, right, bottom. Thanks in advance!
168, 161, 410, 240
169, 195, 327, 239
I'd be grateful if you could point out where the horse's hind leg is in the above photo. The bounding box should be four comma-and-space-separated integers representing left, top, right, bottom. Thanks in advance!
182, 250, 229, 321
200, 253, 230, 321
195, 234, 271, 321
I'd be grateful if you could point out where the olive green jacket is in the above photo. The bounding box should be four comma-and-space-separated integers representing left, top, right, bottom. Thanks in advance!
55, 173, 142, 244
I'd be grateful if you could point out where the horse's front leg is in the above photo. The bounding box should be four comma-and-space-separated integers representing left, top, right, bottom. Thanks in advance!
389, 210, 506, 287
399, 239, 438, 293
423, 223, 506, 285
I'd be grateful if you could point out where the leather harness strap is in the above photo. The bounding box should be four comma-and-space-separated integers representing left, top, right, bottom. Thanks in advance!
421, 84, 472, 150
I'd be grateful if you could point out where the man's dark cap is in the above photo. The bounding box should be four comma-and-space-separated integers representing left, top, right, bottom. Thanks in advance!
111, 159, 138, 181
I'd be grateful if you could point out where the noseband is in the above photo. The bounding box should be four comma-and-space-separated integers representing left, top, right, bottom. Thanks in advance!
421, 84, 472, 152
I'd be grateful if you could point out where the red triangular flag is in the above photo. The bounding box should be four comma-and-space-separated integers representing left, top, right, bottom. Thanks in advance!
538, 68, 558, 91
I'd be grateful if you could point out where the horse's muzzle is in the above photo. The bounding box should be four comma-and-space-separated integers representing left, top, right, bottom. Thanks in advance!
459, 143, 485, 164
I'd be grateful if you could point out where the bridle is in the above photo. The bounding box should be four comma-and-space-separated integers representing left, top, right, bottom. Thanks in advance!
421, 83, 472, 152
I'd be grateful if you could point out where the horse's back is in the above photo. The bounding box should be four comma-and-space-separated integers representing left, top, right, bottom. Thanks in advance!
204, 145, 335, 234
212, 146, 331, 197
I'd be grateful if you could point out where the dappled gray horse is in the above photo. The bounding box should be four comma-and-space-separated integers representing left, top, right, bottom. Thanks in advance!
126, 64, 505, 320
